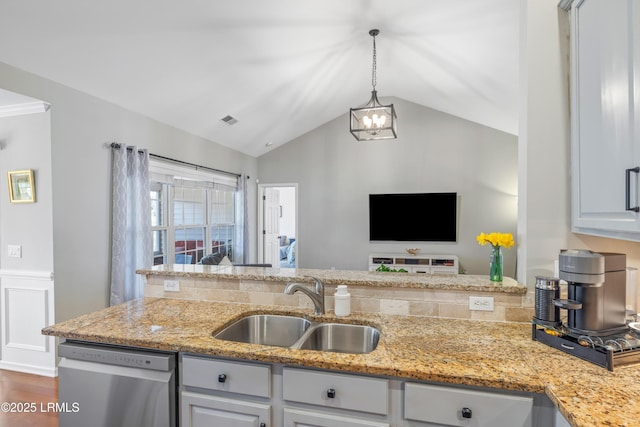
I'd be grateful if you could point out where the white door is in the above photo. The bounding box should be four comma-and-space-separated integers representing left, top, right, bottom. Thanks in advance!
263, 188, 280, 267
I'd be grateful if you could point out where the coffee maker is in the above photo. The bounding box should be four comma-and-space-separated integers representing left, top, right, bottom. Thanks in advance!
555, 250, 627, 336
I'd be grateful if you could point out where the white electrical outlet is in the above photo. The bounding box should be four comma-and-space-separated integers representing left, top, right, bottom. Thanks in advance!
7, 245, 21, 258
469, 296, 494, 311
164, 280, 180, 292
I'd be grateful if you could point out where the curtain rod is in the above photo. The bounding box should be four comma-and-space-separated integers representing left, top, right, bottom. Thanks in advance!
110, 142, 242, 178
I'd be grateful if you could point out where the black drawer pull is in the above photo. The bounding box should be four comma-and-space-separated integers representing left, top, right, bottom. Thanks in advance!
218, 374, 227, 383
259, 423, 266, 427
626, 167, 640, 212
461, 407, 472, 419
327, 388, 336, 398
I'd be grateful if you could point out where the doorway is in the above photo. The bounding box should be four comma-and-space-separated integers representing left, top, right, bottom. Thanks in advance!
257, 183, 298, 268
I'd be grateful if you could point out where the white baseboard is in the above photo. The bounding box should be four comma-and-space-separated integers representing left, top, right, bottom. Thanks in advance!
0, 360, 57, 377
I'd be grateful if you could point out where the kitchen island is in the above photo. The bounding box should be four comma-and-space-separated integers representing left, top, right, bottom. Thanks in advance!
43, 296, 640, 427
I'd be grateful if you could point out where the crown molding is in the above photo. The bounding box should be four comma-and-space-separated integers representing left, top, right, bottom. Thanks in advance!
0, 101, 50, 118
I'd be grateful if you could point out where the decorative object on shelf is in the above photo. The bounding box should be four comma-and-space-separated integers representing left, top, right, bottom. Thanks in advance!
375, 263, 408, 273
7, 169, 35, 203
405, 248, 421, 255
476, 232, 514, 282
350, 29, 397, 141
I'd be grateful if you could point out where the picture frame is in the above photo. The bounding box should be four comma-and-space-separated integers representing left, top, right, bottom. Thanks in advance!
8, 169, 36, 203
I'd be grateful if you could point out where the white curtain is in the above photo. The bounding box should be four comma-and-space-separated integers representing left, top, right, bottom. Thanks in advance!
234, 174, 249, 263
110, 145, 152, 306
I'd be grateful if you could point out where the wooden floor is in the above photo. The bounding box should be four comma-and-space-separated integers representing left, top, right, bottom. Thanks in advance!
0, 369, 58, 427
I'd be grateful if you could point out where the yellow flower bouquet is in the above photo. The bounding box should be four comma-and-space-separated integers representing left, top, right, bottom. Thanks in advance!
476, 232, 514, 282
476, 232, 514, 249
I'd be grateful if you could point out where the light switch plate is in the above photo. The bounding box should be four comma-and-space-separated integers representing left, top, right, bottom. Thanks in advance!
7, 245, 21, 258
164, 280, 180, 292
469, 296, 494, 311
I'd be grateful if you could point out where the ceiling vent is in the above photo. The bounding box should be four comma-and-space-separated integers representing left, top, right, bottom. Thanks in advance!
220, 115, 238, 125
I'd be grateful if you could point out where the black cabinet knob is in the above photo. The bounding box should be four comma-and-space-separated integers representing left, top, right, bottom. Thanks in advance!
461, 407, 472, 419
218, 374, 227, 383
327, 388, 336, 398
259, 423, 266, 427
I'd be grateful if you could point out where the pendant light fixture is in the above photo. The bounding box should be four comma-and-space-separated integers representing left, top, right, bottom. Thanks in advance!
350, 29, 397, 141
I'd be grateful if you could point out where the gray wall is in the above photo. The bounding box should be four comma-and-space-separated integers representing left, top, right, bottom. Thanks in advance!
257, 97, 518, 275
0, 61, 258, 322
0, 112, 54, 272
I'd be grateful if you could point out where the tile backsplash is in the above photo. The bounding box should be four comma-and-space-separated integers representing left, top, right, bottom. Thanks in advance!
144, 275, 534, 323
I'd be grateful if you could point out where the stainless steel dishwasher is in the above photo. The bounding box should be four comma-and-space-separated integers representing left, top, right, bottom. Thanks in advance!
58, 340, 177, 427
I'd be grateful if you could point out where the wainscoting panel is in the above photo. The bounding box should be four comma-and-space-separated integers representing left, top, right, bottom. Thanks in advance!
0, 270, 56, 377
4, 288, 49, 351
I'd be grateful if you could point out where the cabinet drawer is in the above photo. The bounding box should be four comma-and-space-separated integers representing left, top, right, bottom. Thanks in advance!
283, 367, 389, 415
182, 355, 271, 398
404, 383, 532, 427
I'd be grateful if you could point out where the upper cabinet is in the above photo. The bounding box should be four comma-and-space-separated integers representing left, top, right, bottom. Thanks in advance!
570, 0, 640, 240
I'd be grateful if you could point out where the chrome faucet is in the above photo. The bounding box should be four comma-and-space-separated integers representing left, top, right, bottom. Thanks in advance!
284, 276, 325, 315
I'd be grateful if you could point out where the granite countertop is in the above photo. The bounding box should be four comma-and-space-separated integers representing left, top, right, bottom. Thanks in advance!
137, 265, 527, 294
43, 297, 640, 427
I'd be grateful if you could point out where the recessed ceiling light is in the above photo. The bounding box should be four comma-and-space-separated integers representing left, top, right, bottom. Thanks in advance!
220, 115, 238, 125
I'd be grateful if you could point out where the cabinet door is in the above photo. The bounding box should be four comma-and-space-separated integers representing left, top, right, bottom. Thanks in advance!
283, 408, 389, 427
572, 0, 640, 233
181, 391, 270, 427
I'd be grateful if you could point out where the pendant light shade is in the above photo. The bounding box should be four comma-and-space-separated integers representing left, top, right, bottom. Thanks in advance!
350, 29, 397, 141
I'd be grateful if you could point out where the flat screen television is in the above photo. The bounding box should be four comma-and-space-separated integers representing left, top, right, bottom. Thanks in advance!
369, 192, 457, 242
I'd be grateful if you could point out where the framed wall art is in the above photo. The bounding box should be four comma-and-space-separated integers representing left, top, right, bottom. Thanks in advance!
8, 169, 36, 203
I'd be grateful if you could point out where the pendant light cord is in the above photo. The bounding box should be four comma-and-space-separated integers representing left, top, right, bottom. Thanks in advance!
371, 33, 377, 90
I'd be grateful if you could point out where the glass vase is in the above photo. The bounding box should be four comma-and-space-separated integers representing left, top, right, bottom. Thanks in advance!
489, 246, 503, 282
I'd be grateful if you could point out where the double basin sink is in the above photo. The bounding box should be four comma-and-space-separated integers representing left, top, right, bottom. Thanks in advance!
213, 314, 380, 354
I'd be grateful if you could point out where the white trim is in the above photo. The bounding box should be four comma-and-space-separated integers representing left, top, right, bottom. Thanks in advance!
0, 360, 57, 377
0, 270, 54, 280
0, 102, 50, 118
257, 183, 298, 267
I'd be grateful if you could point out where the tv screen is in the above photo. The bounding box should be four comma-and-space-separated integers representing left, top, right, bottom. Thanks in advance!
369, 192, 457, 242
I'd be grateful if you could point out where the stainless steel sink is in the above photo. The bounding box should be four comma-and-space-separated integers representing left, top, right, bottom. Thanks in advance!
213, 314, 380, 354
213, 314, 311, 347
295, 323, 380, 354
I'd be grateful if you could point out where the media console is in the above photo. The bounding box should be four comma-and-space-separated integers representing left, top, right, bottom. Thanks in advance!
368, 253, 459, 275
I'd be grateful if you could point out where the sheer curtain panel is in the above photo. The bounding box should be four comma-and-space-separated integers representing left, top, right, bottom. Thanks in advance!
234, 174, 249, 264
110, 145, 152, 305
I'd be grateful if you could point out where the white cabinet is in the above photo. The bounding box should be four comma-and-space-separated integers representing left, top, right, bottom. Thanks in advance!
181, 355, 271, 427
403, 383, 533, 427
282, 367, 390, 427
180, 355, 546, 427
283, 408, 389, 427
182, 392, 270, 427
368, 253, 458, 275
282, 367, 389, 415
554, 407, 571, 427
570, 0, 640, 239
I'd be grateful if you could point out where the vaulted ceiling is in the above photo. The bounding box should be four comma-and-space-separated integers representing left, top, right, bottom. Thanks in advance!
0, 0, 519, 157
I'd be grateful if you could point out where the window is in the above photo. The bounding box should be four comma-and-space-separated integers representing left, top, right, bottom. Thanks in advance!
150, 160, 240, 265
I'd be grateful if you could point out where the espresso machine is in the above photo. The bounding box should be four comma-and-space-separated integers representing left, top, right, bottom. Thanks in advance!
532, 250, 640, 370
555, 250, 627, 336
